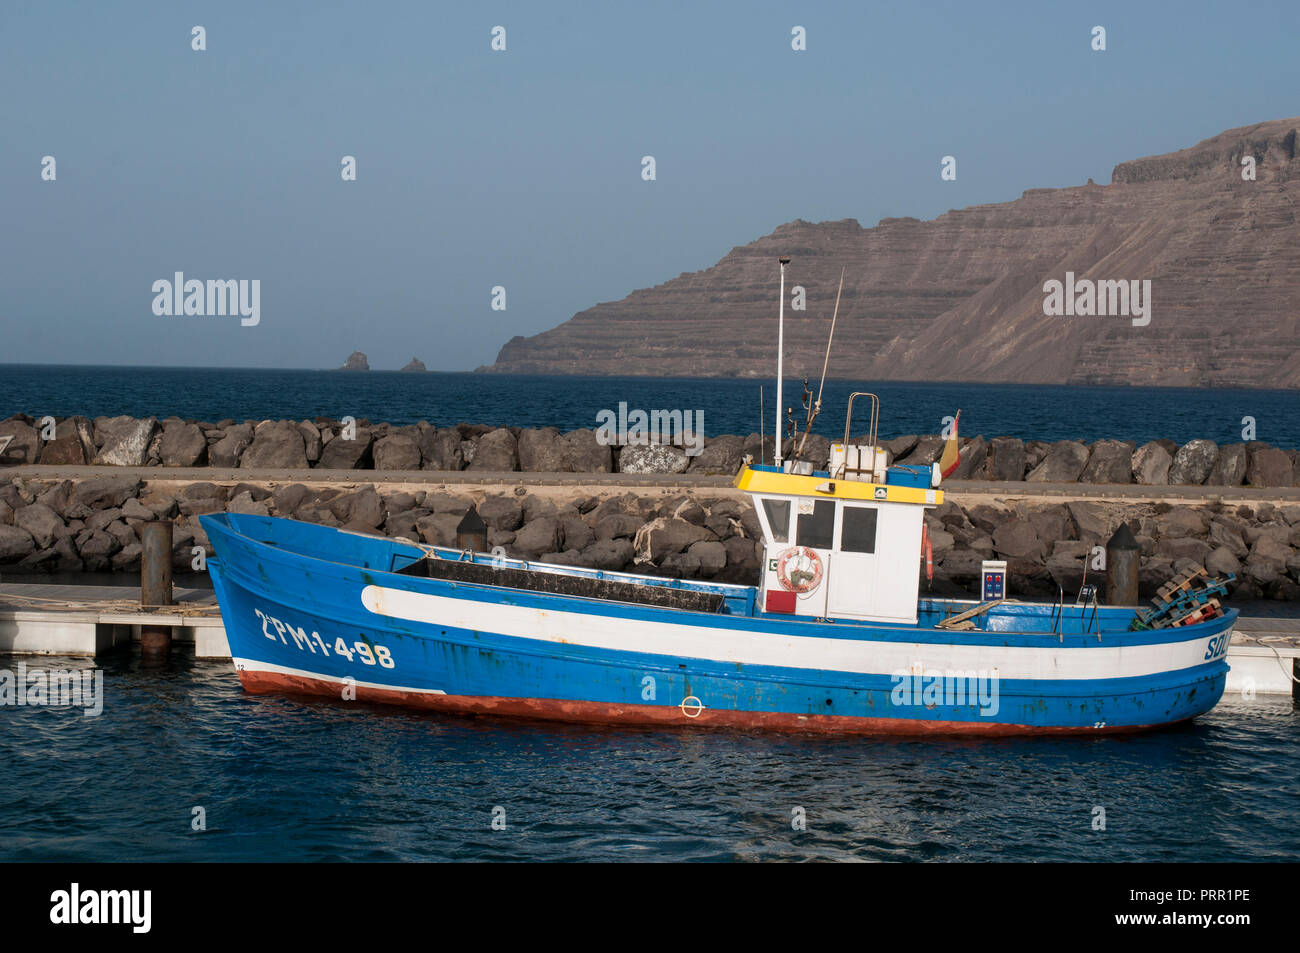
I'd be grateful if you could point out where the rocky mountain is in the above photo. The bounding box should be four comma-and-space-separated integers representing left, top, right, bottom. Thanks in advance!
482, 118, 1300, 388
339, 351, 369, 371
399, 358, 428, 373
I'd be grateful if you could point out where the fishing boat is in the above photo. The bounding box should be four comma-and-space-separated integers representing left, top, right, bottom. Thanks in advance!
201, 262, 1233, 735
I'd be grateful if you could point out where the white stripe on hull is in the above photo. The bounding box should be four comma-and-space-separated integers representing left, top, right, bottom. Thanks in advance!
360, 586, 1226, 681
232, 657, 447, 694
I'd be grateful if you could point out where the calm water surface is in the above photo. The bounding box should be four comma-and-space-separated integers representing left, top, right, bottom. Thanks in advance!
3, 651, 1297, 862
2, 365, 1298, 448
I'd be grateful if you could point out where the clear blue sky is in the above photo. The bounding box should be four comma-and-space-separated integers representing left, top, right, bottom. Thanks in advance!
2, 0, 1297, 370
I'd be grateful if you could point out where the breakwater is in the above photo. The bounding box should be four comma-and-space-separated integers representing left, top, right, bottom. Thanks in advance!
3, 468, 1300, 601
2, 413, 1298, 486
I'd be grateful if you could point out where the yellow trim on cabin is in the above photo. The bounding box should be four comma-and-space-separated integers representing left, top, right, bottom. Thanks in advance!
734, 466, 943, 506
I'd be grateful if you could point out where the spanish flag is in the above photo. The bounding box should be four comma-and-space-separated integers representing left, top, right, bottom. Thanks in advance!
938, 410, 961, 478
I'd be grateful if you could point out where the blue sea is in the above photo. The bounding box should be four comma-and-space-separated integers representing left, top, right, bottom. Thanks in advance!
2, 364, 1299, 448
2, 651, 1296, 862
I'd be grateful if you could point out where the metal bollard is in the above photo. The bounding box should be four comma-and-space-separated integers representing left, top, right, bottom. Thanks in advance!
140, 521, 174, 656
1105, 522, 1140, 606
455, 505, 488, 553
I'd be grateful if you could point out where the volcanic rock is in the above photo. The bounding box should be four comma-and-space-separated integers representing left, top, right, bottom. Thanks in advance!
688, 435, 747, 475
157, 422, 208, 467
1245, 445, 1293, 487
373, 433, 422, 471
415, 514, 461, 547
476, 496, 524, 532
0, 420, 40, 465
634, 517, 714, 563
562, 429, 612, 472
883, 435, 918, 460
418, 426, 464, 471
1132, 442, 1173, 485
1027, 441, 1089, 483
1168, 439, 1219, 485
561, 516, 594, 552
896, 435, 945, 468
465, 428, 518, 472
948, 435, 988, 480
985, 437, 1027, 481
992, 521, 1045, 561
92, 416, 159, 467
1201, 445, 1244, 489
512, 517, 561, 556
318, 426, 373, 470
1079, 440, 1134, 484
517, 428, 570, 472
619, 444, 690, 474
595, 513, 643, 541
38, 417, 97, 465
0, 523, 35, 561
208, 423, 253, 468
70, 476, 141, 511
582, 538, 634, 571
241, 420, 309, 469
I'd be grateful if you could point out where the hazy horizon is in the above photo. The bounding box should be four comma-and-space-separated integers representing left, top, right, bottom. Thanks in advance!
4, 0, 1298, 371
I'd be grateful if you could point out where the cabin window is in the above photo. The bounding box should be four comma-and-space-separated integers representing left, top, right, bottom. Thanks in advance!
840, 506, 878, 554
796, 500, 835, 550
762, 499, 791, 543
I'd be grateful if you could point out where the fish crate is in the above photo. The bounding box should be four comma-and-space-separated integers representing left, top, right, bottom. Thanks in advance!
1170, 598, 1223, 628
1132, 571, 1234, 630
1152, 566, 1208, 604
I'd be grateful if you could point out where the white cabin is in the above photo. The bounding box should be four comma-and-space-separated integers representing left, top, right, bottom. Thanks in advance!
734, 394, 945, 624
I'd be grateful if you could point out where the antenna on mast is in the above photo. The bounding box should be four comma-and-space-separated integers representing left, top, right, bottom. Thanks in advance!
794, 267, 845, 462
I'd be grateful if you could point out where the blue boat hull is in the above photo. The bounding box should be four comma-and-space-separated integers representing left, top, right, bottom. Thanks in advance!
202, 514, 1231, 736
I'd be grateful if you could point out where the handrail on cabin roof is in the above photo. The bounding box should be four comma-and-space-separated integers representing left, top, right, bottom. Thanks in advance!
843, 392, 880, 448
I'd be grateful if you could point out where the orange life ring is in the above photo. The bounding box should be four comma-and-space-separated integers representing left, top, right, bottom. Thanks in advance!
776, 546, 824, 593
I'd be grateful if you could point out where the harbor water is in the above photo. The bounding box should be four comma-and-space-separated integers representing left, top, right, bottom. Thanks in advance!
3, 650, 1296, 862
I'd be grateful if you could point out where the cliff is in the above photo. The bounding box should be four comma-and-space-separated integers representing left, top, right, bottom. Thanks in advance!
483, 118, 1300, 388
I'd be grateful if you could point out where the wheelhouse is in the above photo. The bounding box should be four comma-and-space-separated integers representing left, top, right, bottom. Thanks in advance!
735, 392, 944, 625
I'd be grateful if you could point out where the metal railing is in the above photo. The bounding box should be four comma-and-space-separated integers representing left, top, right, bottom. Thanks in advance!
842, 392, 880, 448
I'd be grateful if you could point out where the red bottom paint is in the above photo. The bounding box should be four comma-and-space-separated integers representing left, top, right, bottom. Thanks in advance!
238, 668, 1176, 737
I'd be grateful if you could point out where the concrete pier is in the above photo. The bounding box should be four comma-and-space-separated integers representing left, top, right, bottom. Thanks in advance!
0, 583, 227, 658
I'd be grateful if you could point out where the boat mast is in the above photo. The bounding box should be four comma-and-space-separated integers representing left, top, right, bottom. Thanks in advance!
775, 256, 790, 468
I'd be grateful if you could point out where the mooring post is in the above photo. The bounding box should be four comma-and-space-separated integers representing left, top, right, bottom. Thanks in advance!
140, 520, 174, 656
1105, 523, 1140, 606
455, 505, 488, 553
